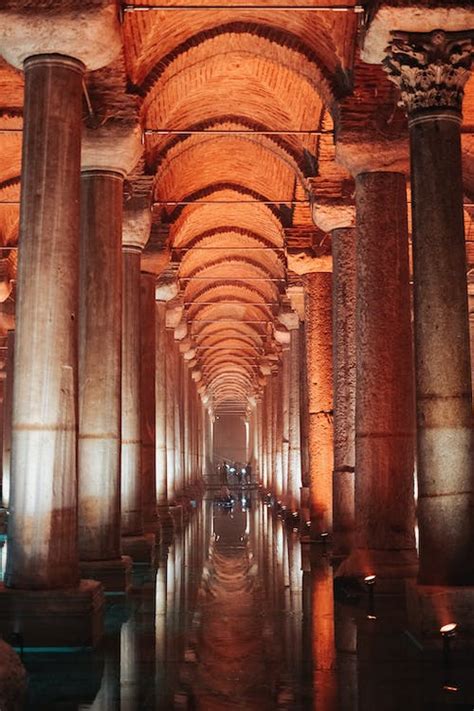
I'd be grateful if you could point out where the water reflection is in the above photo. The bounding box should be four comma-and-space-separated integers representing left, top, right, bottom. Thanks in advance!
18, 492, 474, 710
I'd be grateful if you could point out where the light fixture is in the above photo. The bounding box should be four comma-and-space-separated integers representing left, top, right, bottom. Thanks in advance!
440, 623, 457, 667
364, 574, 376, 612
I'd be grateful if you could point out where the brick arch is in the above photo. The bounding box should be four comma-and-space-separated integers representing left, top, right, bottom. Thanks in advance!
132, 19, 349, 110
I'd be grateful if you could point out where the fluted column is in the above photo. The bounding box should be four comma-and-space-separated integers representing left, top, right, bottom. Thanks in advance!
304, 272, 334, 538
385, 30, 474, 585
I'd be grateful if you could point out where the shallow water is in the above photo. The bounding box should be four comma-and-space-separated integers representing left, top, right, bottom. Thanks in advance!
7, 492, 474, 710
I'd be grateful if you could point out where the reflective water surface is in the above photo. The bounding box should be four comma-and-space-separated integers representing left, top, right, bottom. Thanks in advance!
10, 492, 474, 710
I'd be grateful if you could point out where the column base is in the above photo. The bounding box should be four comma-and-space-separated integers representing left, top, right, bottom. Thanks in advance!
79, 556, 132, 594
406, 580, 474, 649
121, 533, 156, 565
334, 548, 418, 592
0, 580, 104, 648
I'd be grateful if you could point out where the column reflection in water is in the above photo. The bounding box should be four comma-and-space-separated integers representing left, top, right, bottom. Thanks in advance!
155, 561, 167, 706
288, 531, 303, 691
120, 617, 138, 711
152, 497, 207, 709
335, 599, 358, 711
311, 556, 338, 711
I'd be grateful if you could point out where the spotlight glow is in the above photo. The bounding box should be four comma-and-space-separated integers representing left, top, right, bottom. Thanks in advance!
364, 575, 376, 585
440, 623, 457, 636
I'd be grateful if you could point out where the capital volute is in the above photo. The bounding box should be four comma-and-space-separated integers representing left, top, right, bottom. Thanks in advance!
383, 29, 474, 118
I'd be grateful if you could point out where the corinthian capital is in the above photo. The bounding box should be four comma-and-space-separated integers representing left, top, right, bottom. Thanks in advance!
383, 29, 474, 116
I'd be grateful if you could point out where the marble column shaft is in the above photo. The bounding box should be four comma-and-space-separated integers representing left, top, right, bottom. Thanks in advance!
121, 247, 144, 537
140, 272, 157, 531
78, 170, 123, 561
332, 227, 356, 549
274, 372, 284, 498
288, 326, 302, 512
304, 272, 334, 536
354, 171, 416, 575
155, 302, 167, 505
410, 116, 474, 584
165, 330, 176, 501
6, 55, 84, 589
281, 349, 290, 503
1, 330, 14, 509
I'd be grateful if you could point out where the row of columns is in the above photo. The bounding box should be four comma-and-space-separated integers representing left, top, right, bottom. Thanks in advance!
254, 43, 473, 594
0, 16, 207, 643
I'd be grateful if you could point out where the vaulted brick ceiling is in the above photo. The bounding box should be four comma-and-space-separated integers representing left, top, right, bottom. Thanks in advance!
0, 0, 474, 409
122, 0, 356, 414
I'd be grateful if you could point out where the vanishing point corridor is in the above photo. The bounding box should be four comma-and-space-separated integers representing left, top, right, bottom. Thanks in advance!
1, 1, 474, 708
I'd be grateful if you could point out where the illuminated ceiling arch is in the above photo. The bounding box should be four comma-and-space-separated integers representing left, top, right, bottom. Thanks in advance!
121, 3, 357, 413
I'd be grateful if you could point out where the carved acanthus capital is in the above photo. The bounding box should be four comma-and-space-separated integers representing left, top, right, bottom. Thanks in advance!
383, 30, 474, 117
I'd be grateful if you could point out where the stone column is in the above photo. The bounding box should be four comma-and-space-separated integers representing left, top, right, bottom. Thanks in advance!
274, 371, 284, 500
384, 30, 474, 585
266, 378, 274, 494
281, 351, 290, 505
339, 172, 417, 585
140, 271, 158, 535
299, 321, 311, 514
304, 272, 334, 538
331, 227, 356, 556
1, 330, 14, 509
6, 54, 84, 591
312, 207, 357, 557
288, 324, 302, 515
173, 342, 183, 497
78, 126, 141, 592
0, 4, 121, 645
165, 329, 176, 502
279, 308, 302, 515
260, 388, 268, 490
121, 209, 155, 564
155, 301, 168, 508
182, 364, 190, 492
